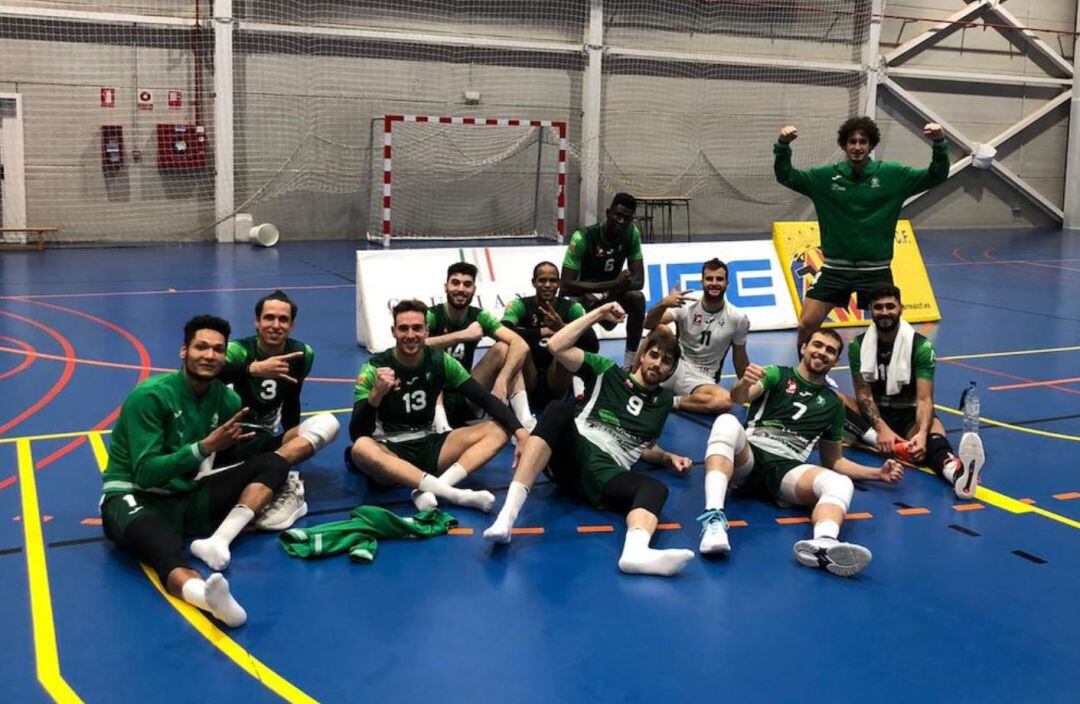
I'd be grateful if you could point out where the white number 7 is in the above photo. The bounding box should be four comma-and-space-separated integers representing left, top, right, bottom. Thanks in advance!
792, 402, 807, 420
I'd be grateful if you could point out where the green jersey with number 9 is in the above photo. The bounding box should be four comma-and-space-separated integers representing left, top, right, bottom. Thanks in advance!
745, 365, 844, 462
353, 348, 471, 441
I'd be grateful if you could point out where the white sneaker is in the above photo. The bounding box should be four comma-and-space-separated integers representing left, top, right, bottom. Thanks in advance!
697, 509, 730, 555
954, 432, 985, 500
793, 537, 872, 577
255, 471, 308, 531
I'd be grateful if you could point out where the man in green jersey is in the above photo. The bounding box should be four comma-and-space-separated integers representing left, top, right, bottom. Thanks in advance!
561, 192, 647, 370
774, 116, 949, 351
848, 285, 984, 500
348, 299, 530, 513
501, 261, 598, 407
484, 302, 696, 578
100, 316, 337, 628
425, 262, 532, 431
219, 290, 341, 530
699, 328, 903, 577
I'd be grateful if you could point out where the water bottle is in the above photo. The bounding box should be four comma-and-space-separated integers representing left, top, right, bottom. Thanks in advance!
961, 381, 980, 433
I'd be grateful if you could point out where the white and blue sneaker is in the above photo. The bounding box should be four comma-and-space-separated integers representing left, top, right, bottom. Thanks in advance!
697, 508, 731, 555
793, 537, 872, 577
954, 432, 986, 500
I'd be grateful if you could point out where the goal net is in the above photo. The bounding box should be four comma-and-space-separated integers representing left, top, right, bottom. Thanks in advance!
373, 115, 566, 243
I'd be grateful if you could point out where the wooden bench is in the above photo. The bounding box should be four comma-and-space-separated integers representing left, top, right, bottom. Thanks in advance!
0, 227, 57, 252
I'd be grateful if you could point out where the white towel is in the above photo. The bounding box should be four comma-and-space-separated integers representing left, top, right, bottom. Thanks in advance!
860, 319, 915, 396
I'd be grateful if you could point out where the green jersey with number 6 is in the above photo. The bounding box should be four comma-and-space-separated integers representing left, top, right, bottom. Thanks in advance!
746, 365, 844, 462
426, 304, 502, 370
353, 348, 471, 441
562, 222, 643, 282
575, 352, 674, 468
222, 336, 314, 432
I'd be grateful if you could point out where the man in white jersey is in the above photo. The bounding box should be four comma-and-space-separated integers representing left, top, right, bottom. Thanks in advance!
643, 258, 750, 414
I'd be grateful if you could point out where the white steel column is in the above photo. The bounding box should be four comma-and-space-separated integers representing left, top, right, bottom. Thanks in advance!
579, 0, 603, 227
1065, 3, 1080, 230
863, 0, 885, 119
213, 0, 235, 243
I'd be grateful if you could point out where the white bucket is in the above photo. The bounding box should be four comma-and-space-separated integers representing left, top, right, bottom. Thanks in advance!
249, 223, 280, 247
972, 143, 996, 170
234, 213, 253, 242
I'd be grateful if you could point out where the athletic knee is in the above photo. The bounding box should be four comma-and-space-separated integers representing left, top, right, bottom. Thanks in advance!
298, 412, 340, 452
621, 290, 646, 314
487, 341, 509, 363
812, 470, 853, 513
706, 413, 745, 461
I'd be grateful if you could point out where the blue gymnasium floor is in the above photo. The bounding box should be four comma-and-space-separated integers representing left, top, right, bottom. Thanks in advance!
0, 228, 1078, 703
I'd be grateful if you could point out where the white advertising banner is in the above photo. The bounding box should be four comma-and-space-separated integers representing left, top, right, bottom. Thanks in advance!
356, 241, 797, 352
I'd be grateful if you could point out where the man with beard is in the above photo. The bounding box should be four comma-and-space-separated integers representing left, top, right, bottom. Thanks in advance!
483, 303, 697, 578
101, 316, 338, 628
348, 299, 530, 513
775, 117, 949, 352
500, 261, 598, 407
219, 290, 340, 530
643, 258, 750, 414
848, 285, 984, 499
698, 329, 903, 577
561, 192, 647, 370
426, 262, 532, 431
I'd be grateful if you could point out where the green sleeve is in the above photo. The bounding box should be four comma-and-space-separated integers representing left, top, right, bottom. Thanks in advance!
847, 338, 862, 381
224, 386, 243, 417
301, 344, 315, 378
773, 142, 815, 196
582, 352, 616, 376
627, 226, 643, 261
354, 362, 377, 401
478, 309, 502, 336
901, 139, 950, 196
425, 309, 437, 329
760, 365, 782, 391
442, 353, 472, 389
225, 341, 248, 366
825, 401, 845, 443
567, 301, 586, 321
914, 338, 936, 381
125, 390, 203, 489
563, 230, 586, 271
502, 298, 526, 325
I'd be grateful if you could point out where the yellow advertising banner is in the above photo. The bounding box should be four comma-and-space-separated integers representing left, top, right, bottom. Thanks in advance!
772, 219, 941, 327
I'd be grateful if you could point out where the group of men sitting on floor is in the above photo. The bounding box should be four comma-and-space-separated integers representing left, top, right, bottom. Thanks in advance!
100, 190, 985, 628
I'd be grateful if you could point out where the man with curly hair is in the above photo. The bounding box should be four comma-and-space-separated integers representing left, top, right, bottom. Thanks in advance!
774, 116, 950, 351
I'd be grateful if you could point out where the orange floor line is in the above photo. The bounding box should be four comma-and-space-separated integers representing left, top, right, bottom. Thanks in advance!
897, 508, 931, 516
80, 518, 102, 526
511, 527, 544, 535
844, 512, 873, 520
1053, 492, 1080, 501
448, 528, 474, 535
656, 523, 682, 531
728, 520, 748, 528
577, 525, 615, 533
953, 503, 986, 511
775, 517, 811, 525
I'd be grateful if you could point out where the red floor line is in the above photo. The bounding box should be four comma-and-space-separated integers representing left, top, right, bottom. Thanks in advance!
938, 357, 1080, 397
0, 310, 77, 436
0, 335, 38, 381
0, 283, 354, 302
988, 376, 1080, 391
20, 300, 153, 470
983, 247, 1075, 283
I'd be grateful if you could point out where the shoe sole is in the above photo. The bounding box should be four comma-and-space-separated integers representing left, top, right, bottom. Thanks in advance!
793, 540, 872, 577
699, 531, 731, 555
956, 432, 985, 500
256, 501, 308, 531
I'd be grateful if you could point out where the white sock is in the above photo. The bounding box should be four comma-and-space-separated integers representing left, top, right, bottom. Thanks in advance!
182, 575, 247, 628
509, 391, 532, 426
441, 462, 468, 487
433, 404, 451, 433
617, 527, 695, 577
572, 376, 585, 399
705, 470, 729, 511
298, 412, 340, 451
413, 462, 468, 511
418, 473, 495, 512
483, 481, 530, 544
813, 519, 840, 541
624, 349, 637, 369
943, 457, 961, 484
190, 505, 255, 571
861, 427, 878, 446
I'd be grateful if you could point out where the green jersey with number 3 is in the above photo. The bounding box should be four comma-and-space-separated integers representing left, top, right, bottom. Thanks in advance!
746, 365, 844, 462
426, 304, 502, 370
562, 222, 643, 282
222, 336, 314, 431
575, 352, 674, 468
354, 348, 471, 441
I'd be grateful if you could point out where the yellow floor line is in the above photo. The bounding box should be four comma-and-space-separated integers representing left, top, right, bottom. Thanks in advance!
16, 439, 85, 703
933, 405, 1080, 443
87, 433, 320, 704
